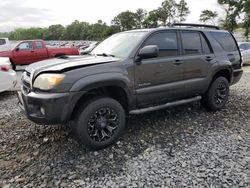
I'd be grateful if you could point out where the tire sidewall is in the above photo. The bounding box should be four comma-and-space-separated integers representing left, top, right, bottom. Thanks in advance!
76, 97, 125, 150
208, 77, 229, 110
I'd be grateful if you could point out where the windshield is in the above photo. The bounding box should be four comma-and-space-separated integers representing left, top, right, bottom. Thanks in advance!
91, 32, 147, 58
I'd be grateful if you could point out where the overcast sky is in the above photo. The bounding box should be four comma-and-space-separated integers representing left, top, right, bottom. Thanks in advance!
0, 0, 223, 32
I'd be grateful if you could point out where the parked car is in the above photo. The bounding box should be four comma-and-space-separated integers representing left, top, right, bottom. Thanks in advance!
0, 38, 11, 52
80, 42, 99, 55
18, 23, 243, 150
0, 40, 79, 69
238, 42, 250, 65
0, 57, 17, 92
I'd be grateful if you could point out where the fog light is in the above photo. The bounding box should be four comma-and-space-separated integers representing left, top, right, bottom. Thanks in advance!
40, 107, 45, 116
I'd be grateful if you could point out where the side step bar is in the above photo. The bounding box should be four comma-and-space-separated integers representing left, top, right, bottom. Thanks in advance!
129, 96, 202, 115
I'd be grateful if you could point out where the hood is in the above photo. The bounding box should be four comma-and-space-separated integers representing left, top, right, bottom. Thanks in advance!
26, 55, 120, 76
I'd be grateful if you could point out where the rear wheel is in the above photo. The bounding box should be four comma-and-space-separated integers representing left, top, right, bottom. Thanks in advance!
72, 97, 126, 150
201, 77, 229, 111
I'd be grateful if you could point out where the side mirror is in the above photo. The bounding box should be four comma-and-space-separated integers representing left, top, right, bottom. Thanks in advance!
15, 47, 19, 52
138, 45, 159, 60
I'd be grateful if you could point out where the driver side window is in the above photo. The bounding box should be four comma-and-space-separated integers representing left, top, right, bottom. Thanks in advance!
142, 32, 179, 57
19, 42, 33, 50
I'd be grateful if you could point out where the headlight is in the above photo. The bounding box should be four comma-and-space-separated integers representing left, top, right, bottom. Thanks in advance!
33, 74, 65, 90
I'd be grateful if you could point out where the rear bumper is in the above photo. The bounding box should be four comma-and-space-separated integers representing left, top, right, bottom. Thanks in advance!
17, 90, 84, 125
231, 69, 243, 85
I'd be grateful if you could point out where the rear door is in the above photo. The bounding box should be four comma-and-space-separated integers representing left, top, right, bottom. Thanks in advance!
13, 42, 37, 64
134, 31, 185, 106
33, 41, 48, 61
180, 31, 215, 96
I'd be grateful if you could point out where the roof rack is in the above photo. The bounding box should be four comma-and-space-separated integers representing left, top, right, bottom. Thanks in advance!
171, 23, 220, 30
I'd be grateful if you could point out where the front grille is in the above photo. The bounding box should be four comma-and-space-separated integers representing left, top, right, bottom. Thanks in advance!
21, 71, 32, 94
26, 71, 31, 77
23, 80, 30, 88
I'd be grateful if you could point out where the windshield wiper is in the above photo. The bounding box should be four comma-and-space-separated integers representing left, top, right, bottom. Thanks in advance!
96, 53, 115, 57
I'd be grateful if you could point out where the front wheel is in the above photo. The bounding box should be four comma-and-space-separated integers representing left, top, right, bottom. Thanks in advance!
72, 97, 126, 150
201, 77, 229, 111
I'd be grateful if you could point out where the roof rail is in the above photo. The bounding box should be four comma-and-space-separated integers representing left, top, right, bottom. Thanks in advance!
171, 23, 220, 30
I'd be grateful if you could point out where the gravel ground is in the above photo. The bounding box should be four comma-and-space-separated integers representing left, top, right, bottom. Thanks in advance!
0, 71, 250, 188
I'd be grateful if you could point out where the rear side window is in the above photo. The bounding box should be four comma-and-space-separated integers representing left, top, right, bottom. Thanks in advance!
181, 32, 202, 55
211, 32, 238, 52
35, 41, 43, 49
143, 32, 179, 57
0, 39, 6, 45
200, 34, 212, 54
181, 31, 212, 55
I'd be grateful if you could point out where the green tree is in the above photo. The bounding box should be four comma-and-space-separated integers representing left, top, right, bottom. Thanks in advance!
135, 8, 147, 28
158, 0, 176, 24
157, 0, 190, 24
112, 11, 137, 31
46, 24, 65, 40
218, 0, 243, 31
143, 10, 161, 28
87, 21, 110, 41
199, 10, 218, 24
176, 0, 190, 22
243, 0, 250, 40
64, 20, 89, 40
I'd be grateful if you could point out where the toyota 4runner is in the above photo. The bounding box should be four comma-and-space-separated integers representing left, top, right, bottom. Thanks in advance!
18, 23, 243, 150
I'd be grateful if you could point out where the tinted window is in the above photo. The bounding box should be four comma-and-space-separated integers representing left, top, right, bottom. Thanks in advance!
211, 32, 238, 52
0, 39, 6, 45
200, 34, 212, 54
19, 42, 32, 50
182, 32, 202, 55
143, 32, 179, 57
35, 41, 43, 49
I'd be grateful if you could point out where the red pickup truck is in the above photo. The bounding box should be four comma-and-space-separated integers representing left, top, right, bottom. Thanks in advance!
0, 40, 79, 69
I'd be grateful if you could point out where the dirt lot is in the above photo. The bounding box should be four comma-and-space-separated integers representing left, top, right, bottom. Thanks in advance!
1, 67, 250, 188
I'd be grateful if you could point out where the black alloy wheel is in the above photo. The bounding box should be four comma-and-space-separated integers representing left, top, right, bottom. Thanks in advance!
73, 97, 125, 150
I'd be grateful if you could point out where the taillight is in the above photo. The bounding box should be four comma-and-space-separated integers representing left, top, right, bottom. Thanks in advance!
0, 65, 11, 72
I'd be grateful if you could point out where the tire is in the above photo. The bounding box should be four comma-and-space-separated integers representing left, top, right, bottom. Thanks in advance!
72, 97, 126, 150
201, 77, 229, 111
10, 60, 16, 70
55, 54, 65, 58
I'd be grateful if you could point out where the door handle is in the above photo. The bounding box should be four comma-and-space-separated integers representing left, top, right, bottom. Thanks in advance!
31, 50, 35, 53
173, 60, 182, 66
205, 56, 213, 61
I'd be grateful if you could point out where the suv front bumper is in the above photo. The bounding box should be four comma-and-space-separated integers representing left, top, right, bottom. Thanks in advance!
17, 90, 83, 125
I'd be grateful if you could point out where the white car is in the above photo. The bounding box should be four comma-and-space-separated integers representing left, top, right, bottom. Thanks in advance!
238, 42, 250, 65
0, 38, 11, 52
0, 57, 17, 92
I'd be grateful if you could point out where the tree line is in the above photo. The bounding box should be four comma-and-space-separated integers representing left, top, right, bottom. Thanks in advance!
0, 0, 249, 41
200, 0, 250, 40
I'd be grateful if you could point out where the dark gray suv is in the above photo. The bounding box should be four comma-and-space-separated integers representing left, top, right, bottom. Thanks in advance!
18, 23, 243, 149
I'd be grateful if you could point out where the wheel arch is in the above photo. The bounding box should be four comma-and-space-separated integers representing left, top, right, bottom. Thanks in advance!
69, 74, 135, 120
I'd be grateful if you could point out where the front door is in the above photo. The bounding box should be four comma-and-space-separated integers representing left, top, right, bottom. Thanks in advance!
13, 41, 37, 65
134, 31, 185, 106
